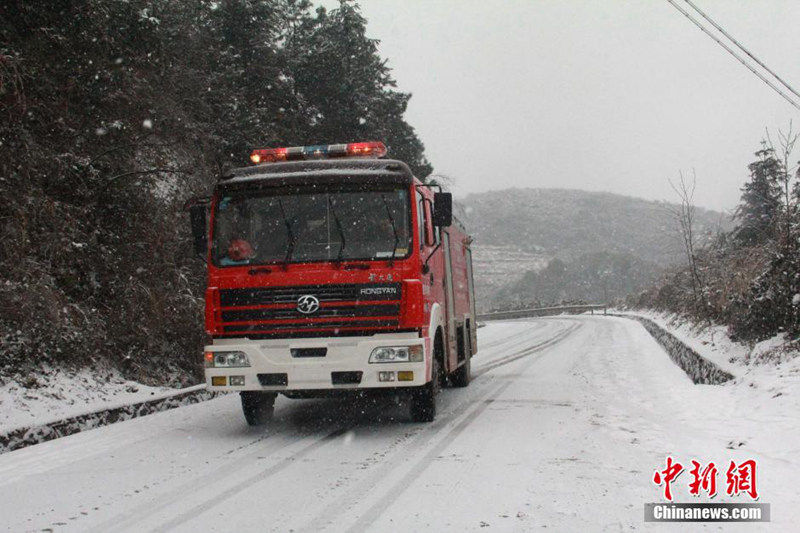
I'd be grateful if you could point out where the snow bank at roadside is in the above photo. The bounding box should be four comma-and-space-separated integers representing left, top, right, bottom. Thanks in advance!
620, 309, 799, 370
0, 367, 183, 434
617, 309, 800, 450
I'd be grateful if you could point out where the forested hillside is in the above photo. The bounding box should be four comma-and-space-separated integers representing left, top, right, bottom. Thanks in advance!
0, 0, 431, 383
462, 188, 726, 263
460, 188, 728, 310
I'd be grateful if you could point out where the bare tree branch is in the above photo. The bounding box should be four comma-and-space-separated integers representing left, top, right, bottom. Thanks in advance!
668, 170, 703, 311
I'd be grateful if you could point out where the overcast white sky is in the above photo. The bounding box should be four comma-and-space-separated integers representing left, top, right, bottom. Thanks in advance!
321, 0, 800, 212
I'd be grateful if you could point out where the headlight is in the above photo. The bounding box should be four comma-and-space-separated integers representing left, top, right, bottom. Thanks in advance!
369, 345, 423, 363
205, 350, 250, 368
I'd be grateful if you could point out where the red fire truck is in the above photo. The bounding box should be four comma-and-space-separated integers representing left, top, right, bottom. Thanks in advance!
188, 141, 477, 425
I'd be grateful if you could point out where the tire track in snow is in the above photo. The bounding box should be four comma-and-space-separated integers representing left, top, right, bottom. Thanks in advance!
83, 423, 353, 533
341, 324, 581, 533
295, 380, 506, 533
152, 426, 353, 533
474, 320, 548, 352
473, 322, 552, 360
296, 319, 581, 533
473, 321, 582, 377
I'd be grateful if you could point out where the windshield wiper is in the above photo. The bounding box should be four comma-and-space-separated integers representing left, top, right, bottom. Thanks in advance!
328, 196, 347, 265
381, 194, 400, 267
278, 199, 296, 269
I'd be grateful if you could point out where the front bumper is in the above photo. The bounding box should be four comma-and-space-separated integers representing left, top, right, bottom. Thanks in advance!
205, 332, 428, 392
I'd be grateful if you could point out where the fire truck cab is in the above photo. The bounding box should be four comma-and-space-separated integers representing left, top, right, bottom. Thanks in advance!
188, 142, 477, 425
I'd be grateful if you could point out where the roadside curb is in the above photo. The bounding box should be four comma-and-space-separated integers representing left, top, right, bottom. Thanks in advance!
612, 313, 735, 385
0, 385, 218, 454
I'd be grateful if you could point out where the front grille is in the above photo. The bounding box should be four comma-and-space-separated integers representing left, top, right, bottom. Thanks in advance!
217, 283, 403, 338
221, 304, 400, 323
222, 319, 400, 334
220, 283, 401, 306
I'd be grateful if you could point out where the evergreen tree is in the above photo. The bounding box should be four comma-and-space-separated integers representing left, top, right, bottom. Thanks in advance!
734, 146, 782, 246
286, 1, 432, 178
196, 0, 300, 163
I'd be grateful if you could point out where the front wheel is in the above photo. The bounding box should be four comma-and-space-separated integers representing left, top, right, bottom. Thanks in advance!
240, 391, 276, 426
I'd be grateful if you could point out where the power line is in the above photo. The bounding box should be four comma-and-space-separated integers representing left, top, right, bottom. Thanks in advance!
664, 0, 800, 112
682, 0, 800, 101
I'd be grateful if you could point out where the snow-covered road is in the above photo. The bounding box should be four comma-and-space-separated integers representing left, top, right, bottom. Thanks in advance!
1, 316, 796, 532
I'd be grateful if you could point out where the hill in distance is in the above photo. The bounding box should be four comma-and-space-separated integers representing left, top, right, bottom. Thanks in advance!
457, 188, 730, 311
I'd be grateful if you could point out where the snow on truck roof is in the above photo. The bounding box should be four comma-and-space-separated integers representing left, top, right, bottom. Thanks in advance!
219, 159, 417, 189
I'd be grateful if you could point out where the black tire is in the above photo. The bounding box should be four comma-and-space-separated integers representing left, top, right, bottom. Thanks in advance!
451, 355, 471, 388
410, 349, 440, 422
240, 392, 276, 426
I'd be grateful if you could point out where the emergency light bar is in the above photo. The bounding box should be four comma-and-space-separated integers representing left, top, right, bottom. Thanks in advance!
250, 141, 387, 164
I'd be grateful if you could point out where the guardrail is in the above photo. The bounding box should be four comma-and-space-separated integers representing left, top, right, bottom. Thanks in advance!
477, 304, 607, 321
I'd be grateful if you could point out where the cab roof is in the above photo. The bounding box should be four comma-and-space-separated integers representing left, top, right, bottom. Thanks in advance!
218, 159, 417, 191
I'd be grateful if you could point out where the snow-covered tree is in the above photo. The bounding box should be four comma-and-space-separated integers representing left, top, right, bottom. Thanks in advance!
733, 146, 783, 247
286, 0, 432, 178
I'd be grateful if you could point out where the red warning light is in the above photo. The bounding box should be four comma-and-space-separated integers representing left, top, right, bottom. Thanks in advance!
346, 141, 387, 158
250, 147, 289, 164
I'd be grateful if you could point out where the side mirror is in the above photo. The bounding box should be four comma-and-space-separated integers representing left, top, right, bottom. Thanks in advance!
423, 199, 436, 246
433, 192, 453, 227
187, 201, 209, 259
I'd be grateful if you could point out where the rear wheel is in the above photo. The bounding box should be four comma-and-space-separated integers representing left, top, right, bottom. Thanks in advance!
410, 345, 441, 422
451, 354, 471, 387
240, 391, 276, 426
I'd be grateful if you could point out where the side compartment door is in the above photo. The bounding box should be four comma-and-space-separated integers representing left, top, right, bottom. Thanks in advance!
465, 246, 478, 355
442, 231, 457, 370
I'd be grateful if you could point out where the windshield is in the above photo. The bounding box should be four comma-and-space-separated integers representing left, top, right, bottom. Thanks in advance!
213, 185, 411, 266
